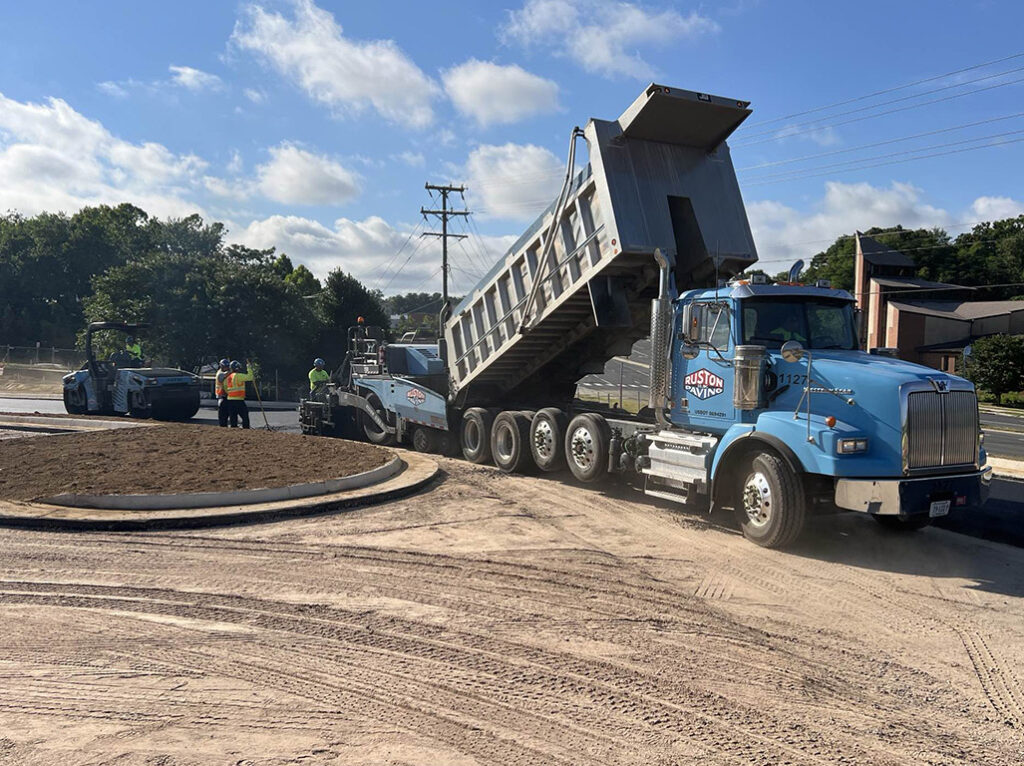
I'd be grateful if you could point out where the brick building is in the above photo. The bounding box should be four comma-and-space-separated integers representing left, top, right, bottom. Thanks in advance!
852, 232, 1024, 371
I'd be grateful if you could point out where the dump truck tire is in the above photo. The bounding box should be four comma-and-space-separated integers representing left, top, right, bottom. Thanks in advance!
564, 413, 609, 483
530, 408, 567, 472
360, 393, 397, 446
735, 452, 806, 548
461, 408, 495, 464
491, 411, 534, 474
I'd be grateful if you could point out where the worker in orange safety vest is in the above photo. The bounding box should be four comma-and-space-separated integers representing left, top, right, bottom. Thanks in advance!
214, 358, 231, 427
224, 359, 254, 429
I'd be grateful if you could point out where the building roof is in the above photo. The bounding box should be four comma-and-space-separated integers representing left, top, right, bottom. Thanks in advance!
870, 276, 968, 291
889, 299, 1024, 321
857, 233, 916, 268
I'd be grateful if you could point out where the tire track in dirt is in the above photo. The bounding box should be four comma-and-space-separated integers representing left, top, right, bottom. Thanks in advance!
0, 583, 924, 765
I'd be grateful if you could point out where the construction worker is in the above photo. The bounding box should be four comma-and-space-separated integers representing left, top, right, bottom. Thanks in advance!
215, 358, 231, 427
224, 359, 254, 429
125, 335, 143, 361
309, 358, 330, 393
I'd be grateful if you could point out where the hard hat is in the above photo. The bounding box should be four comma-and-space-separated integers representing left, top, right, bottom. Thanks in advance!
314, 358, 325, 367
357, 316, 364, 324
126, 336, 135, 343
230, 360, 242, 371
219, 358, 230, 368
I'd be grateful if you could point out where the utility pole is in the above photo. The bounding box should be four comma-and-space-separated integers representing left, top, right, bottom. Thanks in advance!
421, 183, 470, 361
421, 183, 470, 306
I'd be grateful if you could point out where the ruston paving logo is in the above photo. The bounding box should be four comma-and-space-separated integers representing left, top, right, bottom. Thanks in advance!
684, 369, 724, 400
406, 388, 426, 406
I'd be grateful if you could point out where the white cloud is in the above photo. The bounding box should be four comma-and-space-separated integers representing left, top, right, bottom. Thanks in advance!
747, 181, 953, 269
97, 81, 130, 98
394, 150, 425, 168
227, 149, 244, 175
465, 143, 564, 221
971, 195, 1024, 221
243, 87, 266, 104
774, 123, 840, 147
502, 0, 719, 79
169, 65, 223, 92
234, 214, 515, 291
0, 91, 206, 218
442, 60, 559, 126
255, 142, 360, 206
231, 0, 438, 128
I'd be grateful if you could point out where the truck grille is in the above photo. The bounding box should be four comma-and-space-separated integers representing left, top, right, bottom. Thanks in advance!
906, 390, 978, 470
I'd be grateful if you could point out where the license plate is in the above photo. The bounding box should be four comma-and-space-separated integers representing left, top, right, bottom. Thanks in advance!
929, 500, 951, 518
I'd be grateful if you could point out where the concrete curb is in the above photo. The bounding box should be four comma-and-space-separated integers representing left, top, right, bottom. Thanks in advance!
0, 415, 138, 431
42, 456, 402, 510
0, 451, 439, 531
988, 457, 1024, 482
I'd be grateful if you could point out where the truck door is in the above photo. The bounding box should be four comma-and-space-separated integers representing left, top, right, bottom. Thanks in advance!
671, 299, 736, 431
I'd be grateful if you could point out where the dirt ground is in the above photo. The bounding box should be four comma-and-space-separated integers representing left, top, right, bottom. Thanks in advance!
0, 424, 388, 500
0, 456, 1023, 765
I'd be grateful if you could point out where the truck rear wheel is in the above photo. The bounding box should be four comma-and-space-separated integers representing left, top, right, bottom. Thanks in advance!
491, 411, 535, 474
360, 393, 397, 446
565, 413, 609, 483
530, 408, 567, 472
735, 452, 805, 548
873, 515, 931, 531
461, 408, 495, 463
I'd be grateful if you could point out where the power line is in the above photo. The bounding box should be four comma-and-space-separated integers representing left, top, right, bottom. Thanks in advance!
380, 235, 430, 293
734, 73, 1024, 148
743, 134, 1024, 187
743, 128, 1024, 184
372, 217, 424, 291
738, 62, 1024, 142
744, 51, 1024, 129
736, 111, 1024, 172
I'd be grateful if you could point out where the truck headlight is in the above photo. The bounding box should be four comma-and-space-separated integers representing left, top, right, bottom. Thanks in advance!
837, 438, 868, 454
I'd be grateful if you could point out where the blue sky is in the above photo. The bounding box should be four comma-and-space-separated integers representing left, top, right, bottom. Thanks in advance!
1, 0, 1022, 292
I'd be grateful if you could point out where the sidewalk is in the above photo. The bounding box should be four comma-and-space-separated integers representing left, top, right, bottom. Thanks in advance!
988, 457, 1024, 481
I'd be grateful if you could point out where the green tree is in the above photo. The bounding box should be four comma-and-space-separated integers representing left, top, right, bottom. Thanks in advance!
314, 269, 389, 361
964, 334, 1024, 405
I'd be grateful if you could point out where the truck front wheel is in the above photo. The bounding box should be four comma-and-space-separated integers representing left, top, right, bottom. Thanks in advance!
735, 452, 806, 548
491, 411, 534, 474
63, 386, 87, 415
461, 408, 495, 464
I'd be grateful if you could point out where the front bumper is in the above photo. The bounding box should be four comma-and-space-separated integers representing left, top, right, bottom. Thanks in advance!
834, 467, 993, 516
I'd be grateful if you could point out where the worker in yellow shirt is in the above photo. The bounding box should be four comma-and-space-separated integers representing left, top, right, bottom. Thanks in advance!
309, 358, 330, 394
125, 336, 143, 362
224, 359, 254, 429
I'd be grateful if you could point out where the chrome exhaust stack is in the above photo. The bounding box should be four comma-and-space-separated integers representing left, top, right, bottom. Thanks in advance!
649, 248, 672, 427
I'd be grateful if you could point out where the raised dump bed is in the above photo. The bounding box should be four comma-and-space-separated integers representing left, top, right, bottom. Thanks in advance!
444, 85, 759, 406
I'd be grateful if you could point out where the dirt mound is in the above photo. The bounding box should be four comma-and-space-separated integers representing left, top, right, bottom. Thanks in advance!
0, 423, 388, 500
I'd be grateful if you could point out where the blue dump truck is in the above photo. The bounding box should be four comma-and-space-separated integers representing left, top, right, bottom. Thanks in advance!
301, 84, 991, 547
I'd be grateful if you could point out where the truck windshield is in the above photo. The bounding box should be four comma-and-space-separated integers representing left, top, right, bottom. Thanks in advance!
741, 298, 857, 350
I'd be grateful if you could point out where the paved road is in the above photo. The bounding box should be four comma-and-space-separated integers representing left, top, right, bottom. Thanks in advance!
0, 397, 300, 432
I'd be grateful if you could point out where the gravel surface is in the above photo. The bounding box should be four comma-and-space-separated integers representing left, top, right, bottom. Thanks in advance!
0, 458, 1022, 764
0, 424, 388, 500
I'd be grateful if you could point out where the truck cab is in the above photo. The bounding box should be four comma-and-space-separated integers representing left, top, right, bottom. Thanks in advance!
661, 276, 991, 545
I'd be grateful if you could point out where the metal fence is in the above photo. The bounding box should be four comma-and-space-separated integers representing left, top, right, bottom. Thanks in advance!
1, 344, 85, 370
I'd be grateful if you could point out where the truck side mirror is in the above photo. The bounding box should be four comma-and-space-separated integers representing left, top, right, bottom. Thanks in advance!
680, 303, 702, 344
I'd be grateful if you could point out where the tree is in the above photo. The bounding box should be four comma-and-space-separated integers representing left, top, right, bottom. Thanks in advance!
964, 334, 1024, 404
314, 269, 389, 361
